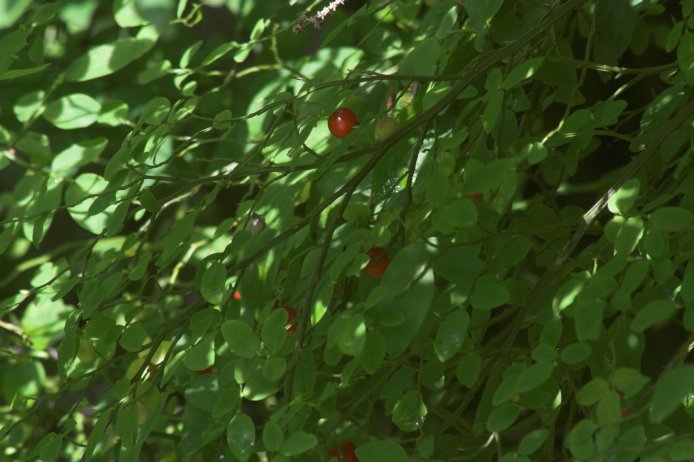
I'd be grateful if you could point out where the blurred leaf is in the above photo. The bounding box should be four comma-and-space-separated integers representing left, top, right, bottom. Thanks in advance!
470, 275, 509, 310
262, 421, 283, 452
65, 29, 157, 81
456, 353, 482, 388
221, 320, 260, 358
279, 432, 317, 456
593, 0, 636, 65
392, 390, 427, 432
576, 378, 609, 406
502, 58, 544, 89
434, 309, 470, 362
201, 261, 227, 305
486, 403, 521, 432
329, 313, 366, 356
630, 299, 676, 333
43, 94, 101, 130
650, 365, 694, 423
518, 428, 549, 456
651, 207, 694, 232
357, 331, 386, 373
226, 414, 255, 461
608, 179, 640, 215
356, 440, 409, 462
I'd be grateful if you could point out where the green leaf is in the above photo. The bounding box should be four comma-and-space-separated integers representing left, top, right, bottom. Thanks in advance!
610, 368, 649, 399
119, 323, 147, 352
329, 313, 366, 356
399, 38, 440, 75
356, 440, 409, 462
212, 385, 241, 418
630, 299, 676, 333
518, 428, 549, 456
426, 169, 449, 206
434, 309, 470, 362
357, 331, 386, 374
576, 378, 609, 406
262, 421, 283, 452
463, 159, 514, 194
279, 432, 317, 456
608, 179, 640, 215
522, 141, 547, 165
262, 309, 288, 354
221, 320, 260, 358
574, 299, 605, 342
0, 63, 51, 81
678, 32, 694, 85
456, 353, 482, 387
226, 414, 256, 461
183, 338, 214, 371
201, 261, 227, 305
392, 390, 427, 432
43, 94, 101, 129
433, 197, 477, 231
566, 420, 596, 460
65, 29, 157, 81
14, 90, 45, 123
486, 403, 522, 432
593, 0, 636, 65
560, 343, 592, 365
651, 207, 694, 232
502, 58, 544, 89
595, 99, 628, 126
51, 138, 108, 176
0, 0, 32, 29
650, 365, 694, 423
140, 96, 171, 125
114, 0, 148, 27
470, 275, 509, 310
83, 409, 112, 459
33, 433, 62, 462
262, 356, 286, 382
463, 0, 504, 30
65, 173, 119, 235
115, 403, 138, 447
378, 269, 435, 357
516, 363, 554, 393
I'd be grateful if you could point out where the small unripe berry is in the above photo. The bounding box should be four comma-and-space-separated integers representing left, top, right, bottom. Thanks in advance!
374, 116, 398, 141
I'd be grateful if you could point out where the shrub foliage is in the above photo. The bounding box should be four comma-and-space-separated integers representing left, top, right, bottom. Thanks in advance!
1, 1, 694, 461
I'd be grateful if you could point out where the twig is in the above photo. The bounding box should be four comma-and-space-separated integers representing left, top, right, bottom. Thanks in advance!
293, 0, 348, 33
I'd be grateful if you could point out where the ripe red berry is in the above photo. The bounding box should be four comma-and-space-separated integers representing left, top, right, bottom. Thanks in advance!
329, 440, 358, 462
363, 247, 390, 278
195, 365, 214, 375
282, 306, 298, 335
328, 108, 358, 139
233, 290, 242, 300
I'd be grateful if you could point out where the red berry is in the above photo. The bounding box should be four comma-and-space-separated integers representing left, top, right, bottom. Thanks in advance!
195, 365, 214, 375
467, 193, 483, 202
620, 407, 632, 417
328, 108, 358, 139
233, 290, 242, 300
282, 306, 298, 335
329, 440, 358, 462
363, 247, 390, 278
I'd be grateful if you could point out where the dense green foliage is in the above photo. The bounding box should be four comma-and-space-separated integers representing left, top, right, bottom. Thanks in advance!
1, 0, 694, 461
